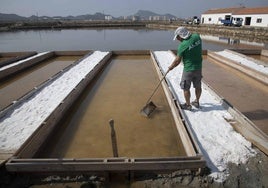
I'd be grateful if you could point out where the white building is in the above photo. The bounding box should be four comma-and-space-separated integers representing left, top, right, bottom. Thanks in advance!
149, 16, 168, 21
105, 15, 113, 21
201, 7, 241, 25
201, 7, 268, 27
132, 16, 140, 21
234, 7, 268, 27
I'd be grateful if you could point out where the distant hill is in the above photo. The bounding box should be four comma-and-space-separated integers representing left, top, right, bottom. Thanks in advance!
0, 13, 27, 21
0, 12, 111, 21
135, 10, 159, 18
0, 10, 178, 22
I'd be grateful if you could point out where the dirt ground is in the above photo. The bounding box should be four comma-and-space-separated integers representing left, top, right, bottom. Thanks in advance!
1, 147, 267, 188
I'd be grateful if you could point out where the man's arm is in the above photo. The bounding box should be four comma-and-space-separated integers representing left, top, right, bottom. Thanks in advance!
168, 55, 181, 71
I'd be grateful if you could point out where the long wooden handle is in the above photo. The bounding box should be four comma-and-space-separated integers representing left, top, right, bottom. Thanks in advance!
146, 70, 169, 104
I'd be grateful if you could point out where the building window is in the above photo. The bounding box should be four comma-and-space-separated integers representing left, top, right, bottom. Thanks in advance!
209, 18, 212, 22
257, 18, 262, 23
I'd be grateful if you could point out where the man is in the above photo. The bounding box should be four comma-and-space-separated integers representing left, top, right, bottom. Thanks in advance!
168, 26, 203, 110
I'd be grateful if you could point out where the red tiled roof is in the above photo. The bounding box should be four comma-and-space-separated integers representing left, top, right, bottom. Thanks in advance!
203, 6, 268, 15
234, 7, 268, 15
203, 7, 244, 14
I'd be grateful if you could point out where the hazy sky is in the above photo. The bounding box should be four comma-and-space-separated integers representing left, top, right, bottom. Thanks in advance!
0, 0, 267, 18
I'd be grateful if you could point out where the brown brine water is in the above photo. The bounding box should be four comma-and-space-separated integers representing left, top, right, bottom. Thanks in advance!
37, 55, 186, 158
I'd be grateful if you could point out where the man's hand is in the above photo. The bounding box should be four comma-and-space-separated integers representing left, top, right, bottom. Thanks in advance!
169, 56, 181, 71
168, 65, 174, 71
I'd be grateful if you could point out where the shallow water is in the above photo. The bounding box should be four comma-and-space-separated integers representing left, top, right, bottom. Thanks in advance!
37, 55, 186, 158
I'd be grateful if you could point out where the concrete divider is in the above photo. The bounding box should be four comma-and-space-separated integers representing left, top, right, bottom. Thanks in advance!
0, 51, 37, 68
229, 49, 261, 55
0, 51, 92, 81
0, 52, 53, 80
53, 50, 91, 56
208, 50, 268, 85
226, 49, 267, 67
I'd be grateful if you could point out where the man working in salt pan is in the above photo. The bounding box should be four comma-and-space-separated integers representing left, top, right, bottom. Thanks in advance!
168, 26, 203, 110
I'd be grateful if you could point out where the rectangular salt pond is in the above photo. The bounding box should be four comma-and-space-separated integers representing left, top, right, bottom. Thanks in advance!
37, 55, 186, 158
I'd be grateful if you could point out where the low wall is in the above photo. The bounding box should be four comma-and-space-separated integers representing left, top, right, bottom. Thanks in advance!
147, 24, 268, 43
0, 51, 37, 68
2, 20, 267, 43
0, 52, 53, 80
208, 50, 268, 85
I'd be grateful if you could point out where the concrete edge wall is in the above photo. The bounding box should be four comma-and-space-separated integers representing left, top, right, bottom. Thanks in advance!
54, 50, 91, 56
0, 50, 94, 81
0, 51, 37, 68
207, 50, 268, 85
112, 50, 150, 56
0, 52, 54, 80
229, 49, 261, 55
226, 49, 267, 67
6, 156, 205, 173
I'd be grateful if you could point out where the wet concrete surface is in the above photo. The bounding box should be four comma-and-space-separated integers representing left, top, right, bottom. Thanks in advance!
37, 55, 186, 158
203, 56, 268, 135
0, 56, 81, 111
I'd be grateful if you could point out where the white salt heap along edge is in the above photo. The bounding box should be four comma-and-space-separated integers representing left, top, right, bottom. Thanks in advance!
0, 51, 109, 151
0, 52, 50, 71
153, 51, 256, 182
216, 50, 268, 75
